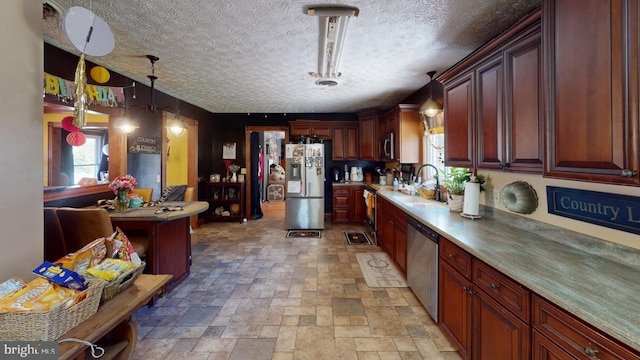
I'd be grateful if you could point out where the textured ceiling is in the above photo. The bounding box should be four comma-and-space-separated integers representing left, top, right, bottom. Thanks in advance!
42, 0, 540, 114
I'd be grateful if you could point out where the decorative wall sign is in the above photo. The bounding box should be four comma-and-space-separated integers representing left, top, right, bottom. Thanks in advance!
222, 142, 236, 159
44, 72, 126, 108
546, 186, 640, 235
128, 136, 161, 154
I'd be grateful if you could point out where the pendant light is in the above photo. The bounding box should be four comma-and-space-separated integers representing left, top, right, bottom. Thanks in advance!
167, 99, 187, 137
419, 71, 443, 118
115, 85, 138, 134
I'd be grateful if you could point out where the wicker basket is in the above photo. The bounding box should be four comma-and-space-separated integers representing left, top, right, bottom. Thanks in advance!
0, 280, 103, 341
100, 261, 145, 303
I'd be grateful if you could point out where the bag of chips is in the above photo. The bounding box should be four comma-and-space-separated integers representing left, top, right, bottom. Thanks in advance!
56, 237, 109, 274
110, 227, 142, 266
0, 277, 81, 313
0, 278, 26, 300
85, 259, 135, 282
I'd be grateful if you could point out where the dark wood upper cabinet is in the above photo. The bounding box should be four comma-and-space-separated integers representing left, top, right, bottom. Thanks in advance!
442, 10, 543, 173
476, 54, 505, 169
504, 29, 544, 172
444, 72, 475, 168
544, 0, 639, 184
358, 110, 378, 161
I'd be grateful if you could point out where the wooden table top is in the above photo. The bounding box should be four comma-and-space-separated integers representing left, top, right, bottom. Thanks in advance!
108, 201, 209, 222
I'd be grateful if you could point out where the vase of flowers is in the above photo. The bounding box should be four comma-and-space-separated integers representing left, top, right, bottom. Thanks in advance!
109, 175, 138, 212
229, 164, 240, 182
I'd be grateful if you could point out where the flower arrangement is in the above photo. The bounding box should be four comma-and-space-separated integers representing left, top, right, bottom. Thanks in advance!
109, 174, 138, 194
229, 164, 240, 174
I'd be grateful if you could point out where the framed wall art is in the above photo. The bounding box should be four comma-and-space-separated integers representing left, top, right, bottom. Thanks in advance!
222, 142, 236, 159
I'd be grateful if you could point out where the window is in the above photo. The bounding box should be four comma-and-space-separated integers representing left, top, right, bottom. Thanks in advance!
72, 134, 102, 184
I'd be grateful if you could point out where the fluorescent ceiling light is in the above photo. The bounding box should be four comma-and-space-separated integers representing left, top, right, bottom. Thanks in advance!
306, 6, 359, 81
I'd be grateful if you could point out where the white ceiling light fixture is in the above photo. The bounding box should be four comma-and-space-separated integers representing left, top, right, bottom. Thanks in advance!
306, 5, 359, 85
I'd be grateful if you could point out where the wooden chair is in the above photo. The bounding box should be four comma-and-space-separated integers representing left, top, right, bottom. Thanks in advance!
130, 188, 153, 202
44, 208, 67, 262
55, 207, 147, 257
183, 186, 194, 202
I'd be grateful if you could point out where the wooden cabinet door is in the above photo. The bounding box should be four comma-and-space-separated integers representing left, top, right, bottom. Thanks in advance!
473, 288, 530, 360
397, 107, 422, 164
476, 55, 505, 170
310, 125, 331, 139
332, 187, 350, 223
290, 125, 311, 139
544, 0, 639, 184
439, 261, 472, 359
392, 210, 407, 274
350, 186, 366, 222
377, 208, 394, 257
532, 331, 574, 360
504, 29, 543, 173
358, 111, 378, 160
332, 127, 346, 160
444, 72, 475, 167
345, 125, 359, 160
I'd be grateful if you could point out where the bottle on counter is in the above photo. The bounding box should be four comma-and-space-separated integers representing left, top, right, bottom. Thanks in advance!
393, 178, 399, 191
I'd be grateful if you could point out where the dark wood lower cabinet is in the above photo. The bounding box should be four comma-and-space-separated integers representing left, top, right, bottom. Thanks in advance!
439, 238, 531, 360
533, 330, 573, 360
473, 288, 530, 359
439, 261, 472, 358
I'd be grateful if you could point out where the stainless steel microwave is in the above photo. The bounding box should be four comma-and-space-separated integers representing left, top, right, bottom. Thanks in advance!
380, 132, 394, 161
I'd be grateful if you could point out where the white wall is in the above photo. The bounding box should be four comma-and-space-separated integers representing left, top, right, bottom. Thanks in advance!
479, 170, 640, 250
0, 1, 44, 280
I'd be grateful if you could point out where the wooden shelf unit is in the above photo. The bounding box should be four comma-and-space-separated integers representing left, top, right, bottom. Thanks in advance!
205, 182, 244, 223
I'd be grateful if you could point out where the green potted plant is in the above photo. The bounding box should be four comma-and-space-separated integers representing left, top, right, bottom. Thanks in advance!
443, 168, 485, 212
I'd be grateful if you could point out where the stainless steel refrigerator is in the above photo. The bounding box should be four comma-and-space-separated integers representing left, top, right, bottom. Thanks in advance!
285, 143, 325, 229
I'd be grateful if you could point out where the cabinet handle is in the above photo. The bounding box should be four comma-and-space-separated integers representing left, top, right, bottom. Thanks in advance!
490, 284, 500, 289
462, 285, 469, 292
448, 254, 455, 258
498, 162, 510, 169
583, 347, 601, 359
468, 289, 476, 295
621, 169, 637, 178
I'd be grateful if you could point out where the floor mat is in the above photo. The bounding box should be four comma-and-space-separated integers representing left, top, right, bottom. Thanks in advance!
286, 230, 321, 238
345, 232, 371, 245
356, 252, 408, 288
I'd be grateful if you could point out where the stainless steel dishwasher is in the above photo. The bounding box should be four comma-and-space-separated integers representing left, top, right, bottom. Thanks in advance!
407, 216, 440, 322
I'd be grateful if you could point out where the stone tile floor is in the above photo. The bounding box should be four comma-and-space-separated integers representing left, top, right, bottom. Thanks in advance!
132, 216, 461, 359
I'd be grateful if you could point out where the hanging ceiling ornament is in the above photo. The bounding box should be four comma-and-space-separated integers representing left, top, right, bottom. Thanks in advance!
62, 6, 115, 128
66, 131, 87, 146
73, 53, 88, 128
61, 116, 79, 132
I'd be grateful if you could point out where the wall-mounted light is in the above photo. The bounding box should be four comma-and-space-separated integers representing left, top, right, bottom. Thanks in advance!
306, 5, 359, 83
115, 116, 138, 134
419, 71, 443, 118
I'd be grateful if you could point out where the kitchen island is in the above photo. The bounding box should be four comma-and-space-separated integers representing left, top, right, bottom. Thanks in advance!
376, 189, 640, 355
110, 201, 208, 292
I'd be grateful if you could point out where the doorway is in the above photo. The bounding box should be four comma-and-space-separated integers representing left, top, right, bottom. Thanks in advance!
162, 111, 199, 228
244, 126, 288, 221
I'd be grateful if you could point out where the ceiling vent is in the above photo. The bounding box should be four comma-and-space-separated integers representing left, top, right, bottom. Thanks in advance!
43, 0, 64, 20
315, 79, 338, 87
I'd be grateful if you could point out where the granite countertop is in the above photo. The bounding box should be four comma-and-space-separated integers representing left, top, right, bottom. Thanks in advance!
376, 190, 640, 353
331, 181, 366, 186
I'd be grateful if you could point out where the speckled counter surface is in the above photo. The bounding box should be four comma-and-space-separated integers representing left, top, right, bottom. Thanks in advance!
377, 190, 640, 352
331, 181, 366, 186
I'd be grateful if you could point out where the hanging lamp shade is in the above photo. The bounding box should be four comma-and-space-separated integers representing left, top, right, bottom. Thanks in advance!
66, 131, 86, 146
419, 71, 444, 118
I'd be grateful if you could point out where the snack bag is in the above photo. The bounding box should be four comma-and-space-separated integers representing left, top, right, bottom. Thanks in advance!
111, 227, 142, 266
0, 277, 79, 313
33, 261, 87, 290
85, 259, 135, 282
0, 278, 26, 300
56, 237, 109, 274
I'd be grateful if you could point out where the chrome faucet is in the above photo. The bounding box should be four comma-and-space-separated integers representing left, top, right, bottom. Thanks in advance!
415, 164, 441, 202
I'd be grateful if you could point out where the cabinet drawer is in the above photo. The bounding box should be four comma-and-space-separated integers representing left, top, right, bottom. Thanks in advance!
472, 259, 530, 323
532, 295, 639, 360
333, 195, 349, 207
439, 237, 472, 279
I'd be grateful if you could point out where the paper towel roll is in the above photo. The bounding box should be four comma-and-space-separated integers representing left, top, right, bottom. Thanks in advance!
463, 182, 480, 216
